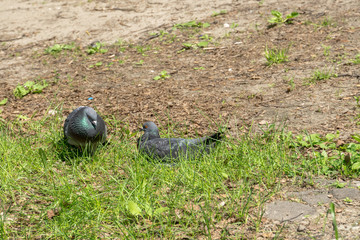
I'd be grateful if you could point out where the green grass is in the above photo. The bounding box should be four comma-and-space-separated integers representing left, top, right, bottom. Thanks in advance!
306, 68, 337, 84
212, 10, 227, 17
0, 112, 358, 238
173, 21, 210, 30
351, 54, 360, 64
264, 45, 289, 66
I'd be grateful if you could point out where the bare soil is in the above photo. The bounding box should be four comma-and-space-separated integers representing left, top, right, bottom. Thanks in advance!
1, 0, 360, 238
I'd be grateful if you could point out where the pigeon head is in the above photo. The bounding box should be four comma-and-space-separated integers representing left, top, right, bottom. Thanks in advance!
83, 107, 99, 130
65, 106, 107, 143
140, 121, 160, 139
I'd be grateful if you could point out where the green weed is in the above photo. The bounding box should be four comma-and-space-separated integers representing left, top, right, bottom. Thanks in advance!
135, 60, 144, 66
354, 96, 360, 107
231, 22, 239, 29
136, 45, 151, 56
288, 77, 295, 91
86, 42, 108, 55
45, 43, 75, 55
327, 203, 339, 240
173, 20, 210, 30
89, 61, 103, 68
351, 54, 360, 64
0, 98, 8, 106
268, 11, 298, 26
153, 70, 170, 80
212, 10, 227, 17
292, 131, 360, 176
306, 68, 337, 84
265, 45, 289, 66
322, 44, 331, 56
13, 80, 49, 98
320, 17, 336, 27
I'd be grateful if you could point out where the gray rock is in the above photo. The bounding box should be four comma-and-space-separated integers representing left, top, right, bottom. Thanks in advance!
264, 201, 317, 222
330, 188, 360, 201
297, 224, 306, 232
287, 190, 331, 206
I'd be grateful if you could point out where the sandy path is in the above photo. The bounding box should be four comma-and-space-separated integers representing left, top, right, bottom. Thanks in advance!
0, 0, 232, 46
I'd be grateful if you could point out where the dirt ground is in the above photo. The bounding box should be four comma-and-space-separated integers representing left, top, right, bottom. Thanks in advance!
1, 0, 360, 238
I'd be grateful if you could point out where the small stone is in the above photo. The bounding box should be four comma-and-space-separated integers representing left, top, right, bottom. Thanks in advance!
331, 188, 360, 200
48, 110, 56, 116
297, 224, 306, 232
259, 120, 268, 125
336, 139, 345, 147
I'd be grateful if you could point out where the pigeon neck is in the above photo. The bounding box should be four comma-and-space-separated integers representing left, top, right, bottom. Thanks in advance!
144, 130, 160, 140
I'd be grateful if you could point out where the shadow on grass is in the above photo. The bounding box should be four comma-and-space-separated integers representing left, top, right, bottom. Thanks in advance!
51, 138, 110, 164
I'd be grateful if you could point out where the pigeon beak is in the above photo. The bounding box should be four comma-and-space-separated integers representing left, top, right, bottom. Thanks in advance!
139, 127, 145, 132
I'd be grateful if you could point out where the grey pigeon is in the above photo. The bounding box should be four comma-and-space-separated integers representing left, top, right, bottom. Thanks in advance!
64, 106, 107, 153
137, 121, 223, 161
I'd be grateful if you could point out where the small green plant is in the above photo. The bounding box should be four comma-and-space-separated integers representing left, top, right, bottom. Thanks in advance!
332, 181, 346, 188
351, 54, 360, 64
306, 68, 337, 84
115, 39, 127, 52
327, 202, 339, 240
231, 22, 239, 29
268, 10, 299, 25
197, 41, 209, 48
89, 62, 103, 68
177, 43, 193, 53
223, 31, 231, 38
322, 44, 331, 56
86, 42, 108, 55
321, 17, 336, 27
45, 43, 75, 54
0, 98, 8, 106
212, 10, 227, 17
135, 60, 144, 65
13, 80, 48, 98
199, 34, 213, 41
194, 67, 205, 70
354, 96, 360, 107
153, 70, 170, 80
265, 45, 289, 66
288, 77, 295, 91
343, 197, 353, 203
136, 45, 151, 56
173, 21, 210, 29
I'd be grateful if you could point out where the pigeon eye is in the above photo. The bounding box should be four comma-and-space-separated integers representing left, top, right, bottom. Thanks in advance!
144, 125, 148, 129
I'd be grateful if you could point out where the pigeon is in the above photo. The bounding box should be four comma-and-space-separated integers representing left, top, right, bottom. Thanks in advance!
137, 121, 223, 161
64, 106, 107, 154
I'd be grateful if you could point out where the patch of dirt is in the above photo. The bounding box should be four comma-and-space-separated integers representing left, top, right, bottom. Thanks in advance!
262, 179, 360, 239
1, 0, 360, 238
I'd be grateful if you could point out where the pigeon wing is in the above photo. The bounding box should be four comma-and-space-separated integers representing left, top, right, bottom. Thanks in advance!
63, 106, 85, 138
141, 138, 186, 160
